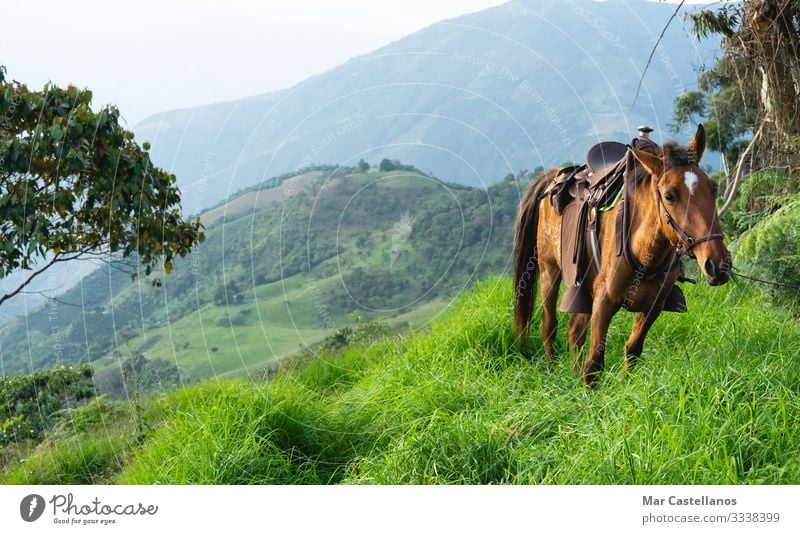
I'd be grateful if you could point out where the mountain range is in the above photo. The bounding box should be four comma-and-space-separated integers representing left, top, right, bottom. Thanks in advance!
135, 0, 718, 215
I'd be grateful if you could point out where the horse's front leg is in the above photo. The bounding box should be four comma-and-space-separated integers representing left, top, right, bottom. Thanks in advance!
584, 295, 620, 386
623, 309, 663, 372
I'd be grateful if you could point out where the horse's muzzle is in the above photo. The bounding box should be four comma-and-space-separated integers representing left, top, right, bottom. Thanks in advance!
704, 256, 731, 286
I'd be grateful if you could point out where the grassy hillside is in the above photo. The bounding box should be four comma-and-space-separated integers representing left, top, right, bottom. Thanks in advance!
4, 277, 798, 484
0, 165, 522, 391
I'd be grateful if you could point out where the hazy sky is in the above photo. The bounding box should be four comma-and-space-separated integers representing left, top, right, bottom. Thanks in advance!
0, 0, 710, 126
0, 0, 511, 125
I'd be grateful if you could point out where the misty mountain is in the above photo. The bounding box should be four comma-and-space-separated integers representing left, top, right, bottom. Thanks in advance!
135, 0, 718, 214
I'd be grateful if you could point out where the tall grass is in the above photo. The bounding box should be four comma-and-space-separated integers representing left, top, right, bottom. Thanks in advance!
5, 277, 800, 484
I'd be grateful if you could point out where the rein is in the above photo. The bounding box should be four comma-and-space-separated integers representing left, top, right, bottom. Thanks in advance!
617, 169, 681, 280
619, 196, 681, 280
732, 267, 800, 291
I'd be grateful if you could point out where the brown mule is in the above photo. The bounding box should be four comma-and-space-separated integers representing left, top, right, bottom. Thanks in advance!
513, 125, 731, 385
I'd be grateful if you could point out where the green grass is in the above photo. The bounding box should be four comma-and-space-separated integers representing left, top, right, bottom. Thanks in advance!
4, 276, 800, 484
142, 273, 450, 382
88, 270, 454, 385
87, 273, 344, 383
3, 434, 127, 484
1, 397, 149, 484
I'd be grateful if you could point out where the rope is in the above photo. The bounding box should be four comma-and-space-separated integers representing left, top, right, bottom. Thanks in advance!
732, 267, 800, 291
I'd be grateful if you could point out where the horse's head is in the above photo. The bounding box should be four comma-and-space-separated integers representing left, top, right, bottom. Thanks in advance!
631, 124, 731, 286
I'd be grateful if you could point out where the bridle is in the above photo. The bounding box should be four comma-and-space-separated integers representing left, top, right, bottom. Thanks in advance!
653, 167, 724, 259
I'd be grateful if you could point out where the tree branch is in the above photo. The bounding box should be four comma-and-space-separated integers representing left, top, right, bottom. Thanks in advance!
18, 290, 84, 308
0, 256, 61, 307
719, 124, 764, 216
0, 247, 93, 306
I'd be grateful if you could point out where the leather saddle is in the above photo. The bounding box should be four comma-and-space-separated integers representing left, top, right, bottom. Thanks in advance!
543, 137, 687, 315
587, 141, 629, 181
548, 141, 627, 218
548, 141, 628, 214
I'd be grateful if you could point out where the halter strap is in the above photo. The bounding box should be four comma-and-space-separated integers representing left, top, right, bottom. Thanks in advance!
617, 141, 722, 279
653, 172, 724, 258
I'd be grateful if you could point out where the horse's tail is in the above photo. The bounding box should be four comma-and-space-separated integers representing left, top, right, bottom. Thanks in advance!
513, 173, 550, 339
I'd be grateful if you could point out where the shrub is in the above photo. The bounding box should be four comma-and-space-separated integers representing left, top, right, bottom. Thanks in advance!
735, 195, 800, 306
316, 312, 390, 352
0, 365, 95, 446
378, 158, 422, 173
726, 172, 800, 235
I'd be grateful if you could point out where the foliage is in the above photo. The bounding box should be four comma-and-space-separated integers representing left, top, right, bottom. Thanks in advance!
3, 394, 157, 483
93, 353, 181, 398
0, 65, 204, 294
670, 58, 757, 167
378, 158, 422, 173
684, 1, 800, 171
3, 433, 126, 484
0, 364, 94, 447
54, 396, 125, 434
213, 280, 243, 305
315, 312, 390, 352
734, 196, 800, 306
688, 3, 739, 39
725, 172, 800, 234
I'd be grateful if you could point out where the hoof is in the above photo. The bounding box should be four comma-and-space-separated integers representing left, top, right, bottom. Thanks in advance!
582, 360, 604, 387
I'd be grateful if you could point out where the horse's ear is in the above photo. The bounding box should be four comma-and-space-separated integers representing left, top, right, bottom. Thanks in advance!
689, 123, 706, 163
630, 148, 663, 178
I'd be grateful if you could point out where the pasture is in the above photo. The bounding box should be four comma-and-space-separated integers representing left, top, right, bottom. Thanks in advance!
4, 277, 798, 484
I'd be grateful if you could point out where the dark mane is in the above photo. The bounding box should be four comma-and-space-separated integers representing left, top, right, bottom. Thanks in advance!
661, 141, 696, 168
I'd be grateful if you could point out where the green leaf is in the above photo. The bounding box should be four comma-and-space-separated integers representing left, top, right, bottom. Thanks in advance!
49, 124, 63, 141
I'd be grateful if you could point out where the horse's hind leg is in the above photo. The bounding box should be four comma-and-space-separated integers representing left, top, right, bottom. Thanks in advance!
568, 313, 590, 374
624, 310, 661, 372
584, 296, 620, 386
539, 262, 561, 367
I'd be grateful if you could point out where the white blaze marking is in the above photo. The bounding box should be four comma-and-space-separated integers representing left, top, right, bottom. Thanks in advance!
684, 171, 699, 195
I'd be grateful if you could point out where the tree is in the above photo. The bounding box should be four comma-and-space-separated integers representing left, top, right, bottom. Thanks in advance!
213, 279, 242, 305
673, 1, 800, 214
0, 66, 204, 304
357, 158, 370, 172
670, 59, 757, 173
379, 158, 401, 172
685, 1, 800, 165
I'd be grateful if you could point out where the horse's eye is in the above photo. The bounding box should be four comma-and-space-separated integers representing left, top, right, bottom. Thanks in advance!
664, 190, 677, 204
